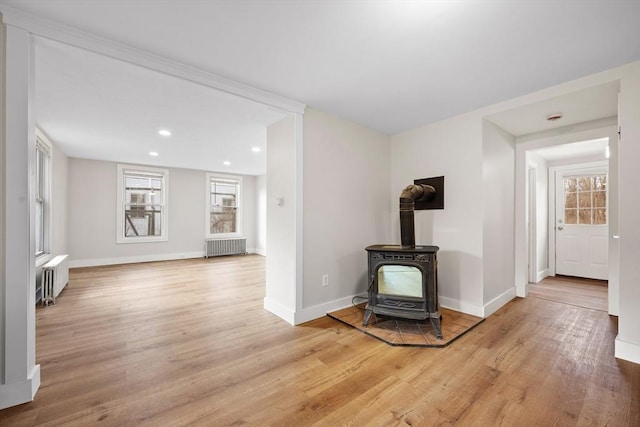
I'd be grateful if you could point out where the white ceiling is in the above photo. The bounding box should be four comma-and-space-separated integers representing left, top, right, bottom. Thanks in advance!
532, 138, 610, 163
485, 81, 619, 137
35, 37, 284, 175
2, 1, 639, 173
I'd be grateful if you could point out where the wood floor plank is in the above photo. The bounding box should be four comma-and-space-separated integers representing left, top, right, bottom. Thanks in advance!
1, 256, 638, 426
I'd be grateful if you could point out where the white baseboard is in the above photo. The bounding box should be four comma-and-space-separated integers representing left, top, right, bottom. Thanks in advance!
269, 290, 515, 326
536, 269, 550, 283
439, 296, 484, 318
437, 288, 515, 319
264, 293, 367, 325
525, 281, 532, 295
289, 291, 511, 324
254, 248, 266, 256
263, 297, 295, 325
483, 287, 517, 317
69, 251, 204, 268
294, 293, 367, 325
615, 336, 640, 364
0, 364, 40, 410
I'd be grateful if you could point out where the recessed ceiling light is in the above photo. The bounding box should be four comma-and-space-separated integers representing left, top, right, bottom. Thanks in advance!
546, 113, 563, 122
149, 151, 159, 156
158, 129, 172, 137
223, 161, 231, 166
251, 147, 261, 153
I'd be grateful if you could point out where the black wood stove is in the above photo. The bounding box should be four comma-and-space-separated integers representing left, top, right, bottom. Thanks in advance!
363, 179, 444, 339
363, 245, 441, 338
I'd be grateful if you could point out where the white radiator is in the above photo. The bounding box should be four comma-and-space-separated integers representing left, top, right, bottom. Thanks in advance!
41, 254, 69, 306
205, 238, 247, 258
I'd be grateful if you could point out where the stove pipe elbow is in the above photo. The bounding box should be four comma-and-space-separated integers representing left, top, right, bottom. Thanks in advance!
399, 184, 436, 248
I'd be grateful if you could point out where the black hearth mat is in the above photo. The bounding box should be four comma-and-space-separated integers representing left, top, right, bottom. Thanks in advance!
327, 304, 483, 347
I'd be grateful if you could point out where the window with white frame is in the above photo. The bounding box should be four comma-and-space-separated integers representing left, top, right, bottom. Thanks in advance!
35, 134, 51, 257
117, 164, 168, 243
206, 173, 242, 238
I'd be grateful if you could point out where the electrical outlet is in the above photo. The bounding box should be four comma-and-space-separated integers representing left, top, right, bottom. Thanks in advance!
322, 274, 329, 287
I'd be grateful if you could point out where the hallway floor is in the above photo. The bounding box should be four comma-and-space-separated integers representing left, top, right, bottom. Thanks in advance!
528, 275, 608, 312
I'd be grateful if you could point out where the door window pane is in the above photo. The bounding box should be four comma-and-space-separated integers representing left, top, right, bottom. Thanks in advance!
579, 209, 592, 225
563, 174, 607, 225
594, 209, 607, 225
578, 192, 591, 208
593, 191, 606, 207
593, 175, 606, 190
578, 177, 592, 191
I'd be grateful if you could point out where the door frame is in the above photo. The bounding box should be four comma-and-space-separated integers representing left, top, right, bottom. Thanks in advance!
548, 160, 608, 277
527, 164, 537, 283
514, 122, 617, 299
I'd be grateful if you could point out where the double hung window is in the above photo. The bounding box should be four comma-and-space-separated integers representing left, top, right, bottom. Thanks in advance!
35, 135, 51, 258
117, 164, 168, 243
206, 173, 242, 238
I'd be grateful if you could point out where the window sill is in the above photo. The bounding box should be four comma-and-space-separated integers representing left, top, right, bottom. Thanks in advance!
36, 253, 53, 268
116, 236, 168, 244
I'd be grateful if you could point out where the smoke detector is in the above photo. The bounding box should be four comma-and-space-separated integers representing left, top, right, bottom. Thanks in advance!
546, 112, 563, 122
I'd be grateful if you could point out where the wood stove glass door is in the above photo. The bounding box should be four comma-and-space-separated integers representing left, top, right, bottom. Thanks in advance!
377, 265, 422, 298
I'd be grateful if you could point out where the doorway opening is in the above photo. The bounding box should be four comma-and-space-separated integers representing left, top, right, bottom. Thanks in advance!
523, 132, 618, 316
526, 139, 610, 282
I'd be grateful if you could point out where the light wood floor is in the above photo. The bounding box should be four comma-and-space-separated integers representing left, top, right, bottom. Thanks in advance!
529, 275, 608, 312
1, 256, 638, 426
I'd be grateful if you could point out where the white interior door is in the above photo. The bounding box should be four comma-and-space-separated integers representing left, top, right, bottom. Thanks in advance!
555, 170, 608, 280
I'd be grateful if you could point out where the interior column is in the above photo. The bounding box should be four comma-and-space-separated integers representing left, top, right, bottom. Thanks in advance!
0, 22, 40, 409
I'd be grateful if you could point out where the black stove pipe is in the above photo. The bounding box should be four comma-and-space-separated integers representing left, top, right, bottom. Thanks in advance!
400, 184, 436, 247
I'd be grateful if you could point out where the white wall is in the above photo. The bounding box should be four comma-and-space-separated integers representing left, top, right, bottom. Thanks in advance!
242, 175, 257, 253
50, 140, 69, 258
67, 158, 258, 267
391, 112, 485, 316
301, 108, 390, 320
481, 120, 516, 315
616, 61, 640, 363
0, 19, 5, 402
255, 174, 267, 256
265, 113, 300, 323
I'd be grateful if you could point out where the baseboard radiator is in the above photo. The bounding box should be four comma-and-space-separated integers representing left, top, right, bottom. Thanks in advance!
42, 254, 69, 306
205, 238, 247, 258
